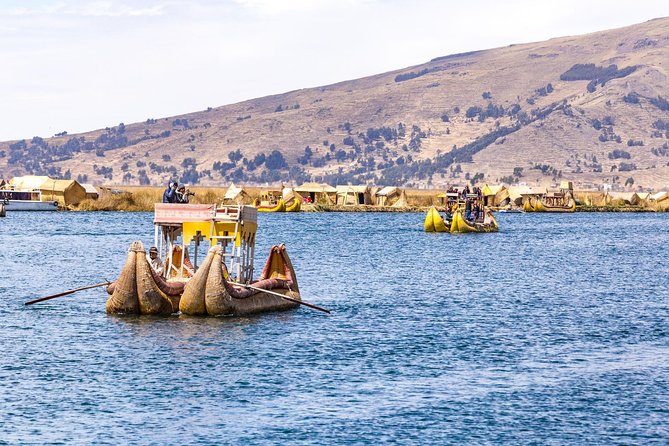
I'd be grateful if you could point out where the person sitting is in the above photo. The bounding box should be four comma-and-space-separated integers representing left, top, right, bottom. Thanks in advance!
443, 209, 452, 225
148, 246, 164, 277
163, 181, 178, 203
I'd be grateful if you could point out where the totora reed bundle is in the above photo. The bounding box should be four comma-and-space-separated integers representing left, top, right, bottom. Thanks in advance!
106, 241, 183, 315
180, 244, 300, 316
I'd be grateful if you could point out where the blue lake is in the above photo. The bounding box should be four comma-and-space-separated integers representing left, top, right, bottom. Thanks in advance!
0, 211, 668, 445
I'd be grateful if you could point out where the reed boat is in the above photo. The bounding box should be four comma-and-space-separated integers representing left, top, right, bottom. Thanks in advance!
105, 204, 300, 316
424, 206, 449, 232
450, 209, 499, 233
284, 198, 301, 212
256, 198, 286, 213
534, 196, 576, 212
522, 199, 536, 212
424, 206, 498, 233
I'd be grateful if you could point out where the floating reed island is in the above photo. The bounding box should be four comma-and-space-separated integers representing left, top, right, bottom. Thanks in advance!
4, 175, 667, 213
76, 183, 668, 213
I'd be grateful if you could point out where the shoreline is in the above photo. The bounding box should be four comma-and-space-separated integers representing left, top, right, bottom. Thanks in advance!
64, 204, 661, 213
55, 186, 666, 213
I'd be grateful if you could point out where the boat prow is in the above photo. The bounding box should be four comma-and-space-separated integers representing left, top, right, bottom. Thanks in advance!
450, 210, 498, 233
285, 198, 301, 212
424, 206, 449, 232
257, 199, 286, 212
180, 244, 300, 316
106, 241, 184, 315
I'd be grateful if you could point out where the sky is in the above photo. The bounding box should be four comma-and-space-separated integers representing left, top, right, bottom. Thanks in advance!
0, 0, 666, 141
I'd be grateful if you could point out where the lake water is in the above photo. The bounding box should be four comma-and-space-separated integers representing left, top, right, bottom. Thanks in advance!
0, 211, 668, 445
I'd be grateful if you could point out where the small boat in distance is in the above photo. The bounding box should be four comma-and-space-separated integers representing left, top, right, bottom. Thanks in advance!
535, 193, 576, 212
424, 206, 498, 233
0, 188, 58, 211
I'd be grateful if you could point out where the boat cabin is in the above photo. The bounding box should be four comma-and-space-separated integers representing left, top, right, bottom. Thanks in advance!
257, 189, 282, 207
0, 188, 43, 201
153, 204, 257, 283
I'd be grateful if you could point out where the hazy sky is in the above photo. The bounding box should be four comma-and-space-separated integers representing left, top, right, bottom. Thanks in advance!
0, 0, 666, 141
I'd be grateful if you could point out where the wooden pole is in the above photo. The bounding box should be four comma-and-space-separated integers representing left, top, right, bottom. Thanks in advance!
25, 281, 111, 306
237, 283, 331, 314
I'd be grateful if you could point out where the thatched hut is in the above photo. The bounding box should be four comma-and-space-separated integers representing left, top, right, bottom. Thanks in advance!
336, 185, 372, 205
40, 179, 87, 206
391, 189, 409, 208
295, 182, 336, 204
649, 191, 669, 203
81, 183, 99, 200
9, 175, 50, 191
375, 186, 400, 206
482, 184, 509, 207
559, 181, 574, 192
258, 187, 283, 206
282, 187, 302, 205
607, 192, 639, 205
222, 183, 252, 205
507, 185, 540, 206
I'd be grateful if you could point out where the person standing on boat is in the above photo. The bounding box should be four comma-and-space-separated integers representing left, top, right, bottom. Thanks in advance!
148, 246, 164, 277
163, 181, 178, 203
176, 184, 193, 203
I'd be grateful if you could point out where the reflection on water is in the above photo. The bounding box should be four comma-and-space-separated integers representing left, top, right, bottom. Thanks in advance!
1, 211, 668, 444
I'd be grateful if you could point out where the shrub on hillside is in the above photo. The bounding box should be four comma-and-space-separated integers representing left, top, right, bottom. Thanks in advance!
650, 95, 669, 111
394, 68, 429, 82
623, 92, 640, 104
608, 149, 631, 160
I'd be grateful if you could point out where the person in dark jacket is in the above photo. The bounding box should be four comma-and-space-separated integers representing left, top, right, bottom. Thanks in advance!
163, 181, 178, 203
176, 184, 193, 203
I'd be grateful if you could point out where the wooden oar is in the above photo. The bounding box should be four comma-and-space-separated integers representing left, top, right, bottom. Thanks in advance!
25, 281, 112, 306
236, 283, 331, 314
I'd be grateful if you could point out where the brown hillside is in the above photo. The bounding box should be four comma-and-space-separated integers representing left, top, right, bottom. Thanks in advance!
1, 17, 668, 190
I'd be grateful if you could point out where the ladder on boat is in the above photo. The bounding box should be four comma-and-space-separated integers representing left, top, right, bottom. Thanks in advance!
208, 205, 256, 283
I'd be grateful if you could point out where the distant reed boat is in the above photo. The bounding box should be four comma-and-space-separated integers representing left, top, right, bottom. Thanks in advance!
424, 206, 498, 233
524, 193, 576, 212
256, 198, 286, 212
105, 204, 301, 316
535, 193, 576, 212
449, 209, 499, 233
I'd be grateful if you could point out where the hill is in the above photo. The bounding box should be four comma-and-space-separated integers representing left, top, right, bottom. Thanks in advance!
1, 17, 669, 190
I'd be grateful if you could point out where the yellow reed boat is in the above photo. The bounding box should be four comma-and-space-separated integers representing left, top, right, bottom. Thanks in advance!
450, 209, 499, 233
523, 199, 536, 212
256, 198, 286, 213
534, 195, 576, 212
285, 198, 301, 212
423, 206, 449, 232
